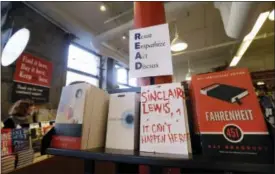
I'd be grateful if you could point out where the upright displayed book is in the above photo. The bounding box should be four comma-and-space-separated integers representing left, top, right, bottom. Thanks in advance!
52, 83, 109, 150
190, 68, 273, 161
1, 155, 15, 173
106, 92, 140, 150
139, 83, 192, 155
1, 129, 12, 156
12, 128, 31, 153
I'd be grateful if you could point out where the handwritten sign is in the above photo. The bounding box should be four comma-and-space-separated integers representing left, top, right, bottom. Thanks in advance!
129, 23, 173, 78
13, 53, 53, 88
140, 83, 190, 155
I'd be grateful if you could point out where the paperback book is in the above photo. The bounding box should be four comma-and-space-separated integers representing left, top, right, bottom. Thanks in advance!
1, 129, 12, 156
190, 68, 273, 162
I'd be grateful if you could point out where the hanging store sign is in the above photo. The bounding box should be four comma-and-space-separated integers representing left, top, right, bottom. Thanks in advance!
12, 52, 52, 103
12, 82, 50, 103
129, 23, 173, 78
13, 53, 53, 88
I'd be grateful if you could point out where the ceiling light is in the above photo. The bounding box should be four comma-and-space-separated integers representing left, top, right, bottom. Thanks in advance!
257, 81, 265, 85
229, 56, 242, 67
185, 60, 192, 81
229, 11, 270, 67
122, 35, 126, 40
1, 28, 30, 67
100, 5, 106, 12
171, 36, 188, 52
268, 10, 274, 21
185, 71, 192, 81
171, 22, 188, 52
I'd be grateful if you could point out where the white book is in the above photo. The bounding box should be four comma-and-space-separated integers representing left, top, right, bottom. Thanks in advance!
139, 83, 192, 155
54, 83, 109, 150
106, 92, 139, 150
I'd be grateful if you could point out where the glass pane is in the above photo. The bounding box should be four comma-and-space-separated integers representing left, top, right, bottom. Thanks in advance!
118, 84, 129, 89
66, 71, 99, 86
129, 78, 137, 87
67, 44, 99, 76
117, 68, 127, 84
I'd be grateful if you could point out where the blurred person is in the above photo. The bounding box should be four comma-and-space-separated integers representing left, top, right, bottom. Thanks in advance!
3, 99, 36, 128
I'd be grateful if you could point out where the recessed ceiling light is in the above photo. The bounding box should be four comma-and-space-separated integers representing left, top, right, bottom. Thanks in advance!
122, 35, 126, 40
269, 10, 274, 21
100, 5, 106, 12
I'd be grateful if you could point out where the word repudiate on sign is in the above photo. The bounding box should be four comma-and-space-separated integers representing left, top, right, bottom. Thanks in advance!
140, 83, 191, 155
13, 53, 53, 88
129, 23, 173, 78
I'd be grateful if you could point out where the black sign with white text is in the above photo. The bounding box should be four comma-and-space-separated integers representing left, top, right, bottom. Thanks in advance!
12, 82, 49, 103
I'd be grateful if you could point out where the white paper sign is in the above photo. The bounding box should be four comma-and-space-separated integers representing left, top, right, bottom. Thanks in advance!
129, 23, 173, 78
140, 83, 190, 155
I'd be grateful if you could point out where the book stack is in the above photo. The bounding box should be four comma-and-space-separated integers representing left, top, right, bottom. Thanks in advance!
16, 149, 34, 169
52, 83, 109, 150
1, 155, 15, 173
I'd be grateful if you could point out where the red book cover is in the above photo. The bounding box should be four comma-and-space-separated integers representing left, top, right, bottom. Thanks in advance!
190, 68, 273, 162
1, 129, 12, 156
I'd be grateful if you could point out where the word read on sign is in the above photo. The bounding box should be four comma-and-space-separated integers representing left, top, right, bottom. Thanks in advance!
129, 23, 173, 78
140, 83, 191, 155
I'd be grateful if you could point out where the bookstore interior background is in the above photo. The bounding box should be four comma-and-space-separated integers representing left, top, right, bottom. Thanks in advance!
1, 1, 275, 174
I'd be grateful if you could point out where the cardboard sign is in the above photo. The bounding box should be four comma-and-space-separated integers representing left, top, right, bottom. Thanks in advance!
190, 68, 273, 162
129, 23, 173, 78
140, 83, 191, 155
13, 53, 53, 88
11, 82, 50, 103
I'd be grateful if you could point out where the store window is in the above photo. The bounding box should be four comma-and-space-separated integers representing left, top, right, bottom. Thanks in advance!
115, 64, 137, 88
66, 44, 100, 86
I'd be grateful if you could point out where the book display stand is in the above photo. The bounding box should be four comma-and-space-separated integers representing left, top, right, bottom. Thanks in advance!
40, 87, 275, 174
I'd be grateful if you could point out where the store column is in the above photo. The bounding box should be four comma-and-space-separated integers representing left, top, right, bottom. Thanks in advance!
134, 2, 179, 174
